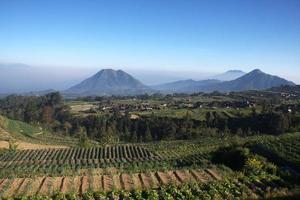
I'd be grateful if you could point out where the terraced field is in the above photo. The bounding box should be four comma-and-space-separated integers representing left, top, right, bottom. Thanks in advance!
0, 145, 161, 177
252, 132, 300, 170
0, 168, 221, 198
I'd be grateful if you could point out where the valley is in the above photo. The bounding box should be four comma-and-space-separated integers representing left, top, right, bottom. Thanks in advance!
0, 84, 299, 199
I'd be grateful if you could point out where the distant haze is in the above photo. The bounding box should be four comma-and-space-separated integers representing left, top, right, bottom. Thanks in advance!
0, 64, 214, 93
0, 0, 299, 91
0, 63, 298, 94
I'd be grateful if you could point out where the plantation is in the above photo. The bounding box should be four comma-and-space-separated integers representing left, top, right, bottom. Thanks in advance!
252, 132, 300, 170
0, 145, 161, 177
0, 168, 222, 198
1, 172, 299, 200
0, 91, 299, 199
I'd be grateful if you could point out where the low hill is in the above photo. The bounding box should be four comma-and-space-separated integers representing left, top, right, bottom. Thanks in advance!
153, 79, 221, 93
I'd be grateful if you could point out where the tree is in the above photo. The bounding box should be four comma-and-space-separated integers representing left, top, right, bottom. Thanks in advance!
131, 131, 138, 143
52, 120, 62, 132
24, 101, 38, 123
99, 126, 119, 144
42, 106, 54, 123
236, 128, 243, 136
272, 113, 289, 134
63, 122, 72, 135
144, 125, 152, 142
78, 127, 90, 148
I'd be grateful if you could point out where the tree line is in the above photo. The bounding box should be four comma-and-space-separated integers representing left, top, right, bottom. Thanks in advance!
0, 92, 299, 144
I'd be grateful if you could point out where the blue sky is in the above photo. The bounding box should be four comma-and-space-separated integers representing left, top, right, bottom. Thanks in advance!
0, 0, 300, 86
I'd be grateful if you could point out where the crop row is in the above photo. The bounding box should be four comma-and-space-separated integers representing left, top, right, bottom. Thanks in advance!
0, 171, 291, 200
252, 133, 300, 170
0, 145, 161, 176
0, 168, 221, 198
0, 145, 158, 162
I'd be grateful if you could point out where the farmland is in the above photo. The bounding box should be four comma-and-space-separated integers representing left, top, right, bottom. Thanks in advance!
0, 90, 300, 199
0, 168, 221, 198
252, 133, 300, 170
0, 145, 161, 177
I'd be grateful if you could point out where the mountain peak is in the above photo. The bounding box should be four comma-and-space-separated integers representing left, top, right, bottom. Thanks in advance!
250, 69, 263, 74
225, 70, 245, 73
66, 69, 152, 96
212, 69, 246, 81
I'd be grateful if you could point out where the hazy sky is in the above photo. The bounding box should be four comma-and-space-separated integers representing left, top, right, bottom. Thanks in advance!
0, 0, 300, 91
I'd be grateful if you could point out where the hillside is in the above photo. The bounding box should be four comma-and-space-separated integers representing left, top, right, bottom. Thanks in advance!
153, 79, 220, 93
65, 69, 153, 96
154, 69, 295, 93
0, 115, 68, 149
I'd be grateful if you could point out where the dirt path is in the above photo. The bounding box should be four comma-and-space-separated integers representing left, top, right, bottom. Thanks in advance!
0, 140, 68, 150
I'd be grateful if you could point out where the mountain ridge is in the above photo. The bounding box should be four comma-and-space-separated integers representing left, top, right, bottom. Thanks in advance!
153, 69, 295, 93
198, 69, 295, 92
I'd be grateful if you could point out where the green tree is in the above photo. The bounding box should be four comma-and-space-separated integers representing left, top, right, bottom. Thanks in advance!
78, 127, 90, 148
131, 130, 138, 143
144, 125, 152, 142
63, 122, 72, 135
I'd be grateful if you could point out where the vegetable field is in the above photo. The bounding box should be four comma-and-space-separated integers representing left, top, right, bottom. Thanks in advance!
0, 170, 295, 200
0, 145, 161, 177
252, 132, 300, 170
0, 168, 221, 198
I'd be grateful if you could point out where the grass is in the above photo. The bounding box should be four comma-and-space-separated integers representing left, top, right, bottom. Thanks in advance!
4, 118, 41, 137
0, 115, 41, 140
133, 107, 254, 120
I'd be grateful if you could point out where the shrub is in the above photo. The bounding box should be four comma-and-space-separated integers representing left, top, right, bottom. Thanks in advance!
212, 147, 250, 170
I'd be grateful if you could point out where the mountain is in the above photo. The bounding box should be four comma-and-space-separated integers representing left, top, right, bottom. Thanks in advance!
212, 70, 246, 81
153, 79, 221, 93
201, 69, 295, 92
65, 69, 153, 96
152, 69, 294, 93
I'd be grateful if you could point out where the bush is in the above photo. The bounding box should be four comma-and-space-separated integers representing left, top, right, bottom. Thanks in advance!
245, 155, 277, 175
212, 146, 250, 170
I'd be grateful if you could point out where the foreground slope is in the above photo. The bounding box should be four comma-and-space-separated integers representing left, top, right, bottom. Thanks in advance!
0, 115, 68, 149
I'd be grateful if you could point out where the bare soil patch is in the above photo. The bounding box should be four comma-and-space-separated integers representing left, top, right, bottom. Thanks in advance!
0, 140, 68, 150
